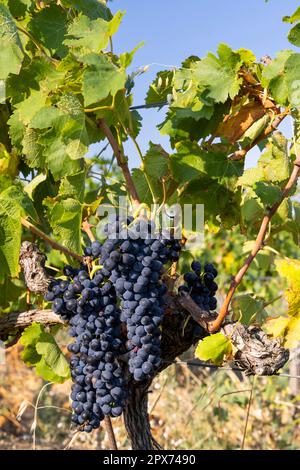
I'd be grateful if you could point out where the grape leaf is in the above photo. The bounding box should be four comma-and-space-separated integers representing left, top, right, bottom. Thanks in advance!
264, 316, 290, 338
24, 173, 47, 200
119, 41, 144, 69
59, 169, 86, 203
283, 6, 300, 23
64, 11, 124, 56
170, 141, 243, 183
40, 133, 85, 180
82, 54, 127, 107
192, 44, 247, 103
22, 128, 45, 169
146, 70, 174, 105
253, 181, 282, 207
276, 258, 300, 317
0, 4, 24, 79
195, 332, 232, 366
1, 184, 38, 222
238, 134, 290, 188
20, 323, 70, 383
62, 0, 112, 21
261, 50, 293, 105
36, 332, 70, 378
285, 53, 300, 107
7, 0, 32, 18
0, 195, 21, 276
28, 3, 68, 57
131, 168, 153, 206
231, 294, 266, 325
0, 277, 25, 309
143, 142, 170, 178
46, 197, 82, 254
16, 90, 48, 126
288, 23, 300, 47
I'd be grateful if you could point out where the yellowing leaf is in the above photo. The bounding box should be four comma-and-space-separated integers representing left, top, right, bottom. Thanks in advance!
264, 316, 290, 338
285, 317, 300, 349
276, 258, 300, 317
195, 332, 232, 366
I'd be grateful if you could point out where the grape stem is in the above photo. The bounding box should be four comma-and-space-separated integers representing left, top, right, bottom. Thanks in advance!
97, 118, 141, 207
209, 156, 300, 333
104, 415, 118, 450
21, 218, 84, 263
82, 219, 96, 242
229, 108, 290, 161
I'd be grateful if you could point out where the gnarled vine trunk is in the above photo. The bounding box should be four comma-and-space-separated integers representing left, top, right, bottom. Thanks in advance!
124, 383, 154, 450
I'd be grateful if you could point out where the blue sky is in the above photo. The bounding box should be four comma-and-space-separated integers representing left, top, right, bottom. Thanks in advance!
93, 0, 299, 168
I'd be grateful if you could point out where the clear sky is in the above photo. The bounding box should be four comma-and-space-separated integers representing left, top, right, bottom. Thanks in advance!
93, 0, 299, 168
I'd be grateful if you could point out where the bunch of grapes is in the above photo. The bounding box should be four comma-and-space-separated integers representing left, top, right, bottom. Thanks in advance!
96, 217, 181, 382
45, 264, 126, 432
178, 261, 218, 312
45, 216, 219, 433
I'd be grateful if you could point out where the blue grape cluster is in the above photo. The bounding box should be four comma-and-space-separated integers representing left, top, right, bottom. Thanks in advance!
45, 264, 126, 432
178, 261, 218, 311
96, 218, 181, 382
45, 216, 183, 431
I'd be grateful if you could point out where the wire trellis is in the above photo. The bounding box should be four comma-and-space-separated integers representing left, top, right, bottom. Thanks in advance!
163, 359, 300, 380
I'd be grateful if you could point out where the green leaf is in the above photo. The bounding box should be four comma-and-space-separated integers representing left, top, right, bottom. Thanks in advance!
22, 127, 45, 168
62, 0, 112, 21
146, 70, 174, 105
261, 50, 293, 105
253, 181, 282, 207
16, 90, 48, 126
193, 43, 246, 103
59, 169, 86, 203
7, 0, 33, 18
64, 11, 124, 56
285, 53, 300, 107
40, 132, 85, 180
0, 4, 24, 79
8, 111, 26, 148
119, 41, 144, 69
82, 54, 126, 107
0, 185, 39, 222
20, 323, 70, 383
288, 23, 300, 47
258, 134, 290, 182
46, 198, 82, 254
29, 107, 61, 129
283, 6, 300, 23
144, 143, 169, 176
231, 294, 266, 325
195, 332, 232, 366
0, 277, 25, 309
35, 357, 67, 383
28, 3, 68, 57
238, 134, 290, 187
24, 173, 47, 200
20, 322, 43, 349
131, 168, 153, 206
170, 141, 243, 183
36, 332, 70, 378
159, 102, 229, 145
241, 193, 264, 224
0, 194, 21, 276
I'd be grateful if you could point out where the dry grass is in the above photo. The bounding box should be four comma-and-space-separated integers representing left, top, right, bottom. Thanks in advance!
0, 344, 299, 450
